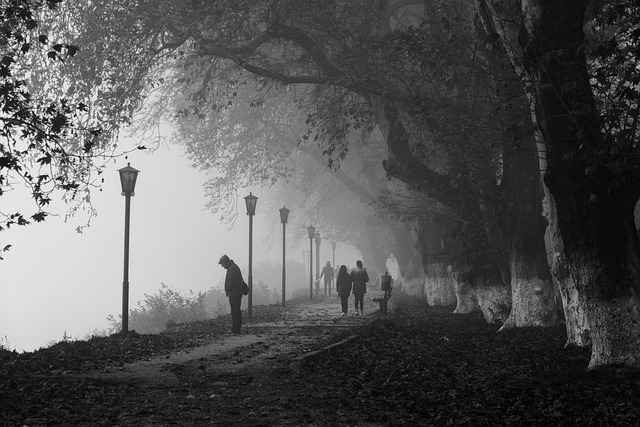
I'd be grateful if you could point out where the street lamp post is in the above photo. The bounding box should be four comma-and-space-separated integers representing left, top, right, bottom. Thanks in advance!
314, 232, 321, 294
279, 206, 290, 307
118, 163, 139, 333
244, 192, 258, 319
331, 241, 337, 295
307, 225, 315, 300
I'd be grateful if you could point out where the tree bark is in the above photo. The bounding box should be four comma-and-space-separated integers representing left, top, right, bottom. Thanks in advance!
499, 135, 559, 329
474, 7, 560, 329
448, 264, 480, 315
388, 221, 424, 295
551, 250, 591, 346
416, 221, 456, 305
375, 97, 512, 319
473, 267, 512, 324
448, 261, 511, 323
541, 174, 590, 346
499, 238, 557, 329
424, 261, 456, 305
481, 0, 640, 368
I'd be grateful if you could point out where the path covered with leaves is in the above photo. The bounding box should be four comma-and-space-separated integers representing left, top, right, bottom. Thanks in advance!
2, 295, 640, 426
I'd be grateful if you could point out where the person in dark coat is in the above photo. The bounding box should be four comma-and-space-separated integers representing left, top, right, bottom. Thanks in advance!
219, 254, 244, 334
336, 265, 352, 316
351, 260, 369, 316
320, 261, 334, 295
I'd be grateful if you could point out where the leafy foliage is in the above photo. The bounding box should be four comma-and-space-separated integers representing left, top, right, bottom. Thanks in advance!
171, 83, 304, 223
587, 3, 640, 183
0, 0, 127, 233
0, 0, 149, 241
46, 0, 549, 277
107, 283, 208, 334
105, 274, 303, 336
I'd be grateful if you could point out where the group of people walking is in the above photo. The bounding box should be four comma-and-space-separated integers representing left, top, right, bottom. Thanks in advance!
307, 259, 371, 316
218, 253, 370, 334
336, 260, 369, 316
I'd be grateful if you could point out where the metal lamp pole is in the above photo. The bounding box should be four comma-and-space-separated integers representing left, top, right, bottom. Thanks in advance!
314, 232, 321, 295
331, 241, 337, 295
244, 193, 258, 319
315, 232, 321, 280
118, 163, 139, 333
279, 206, 290, 307
307, 225, 315, 300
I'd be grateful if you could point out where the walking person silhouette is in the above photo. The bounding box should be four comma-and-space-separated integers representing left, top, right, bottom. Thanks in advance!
320, 261, 334, 295
336, 265, 352, 316
350, 260, 369, 316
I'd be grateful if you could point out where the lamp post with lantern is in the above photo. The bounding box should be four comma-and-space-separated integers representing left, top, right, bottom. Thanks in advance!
118, 163, 139, 333
244, 192, 258, 319
307, 225, 315, 300
279, 206, 290, 307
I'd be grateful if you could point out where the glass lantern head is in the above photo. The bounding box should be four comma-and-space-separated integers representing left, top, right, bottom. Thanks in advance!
118, 163, 139, 196
244, 192, 258, 216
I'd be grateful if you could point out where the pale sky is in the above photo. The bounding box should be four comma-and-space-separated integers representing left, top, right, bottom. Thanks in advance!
0, 138, 349, 352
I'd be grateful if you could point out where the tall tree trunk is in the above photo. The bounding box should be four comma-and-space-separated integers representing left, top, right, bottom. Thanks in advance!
500, 224, 557, 329
390, 221, 425, 295
473, 266, 512, 324
440, 211, 511, 323
375, 87, 511, 323
448, 209, 512, 323
500, 131, 559, 329
416, 221, 456, 305
362, 224, 394, 279
481, 0, 640, 368
477, 22, 560, 329
448, 262, 511, 323
543, 184, 590, 346
551, 250, 591, 347
448, 264, 480, 314
424, 261, 455, 304
528, 0, 640, 369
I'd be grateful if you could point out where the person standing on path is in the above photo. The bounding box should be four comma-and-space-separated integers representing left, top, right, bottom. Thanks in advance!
336, 265, 352, 316
219, 254, 244, 335
351, 260, 369, 315
320, 261, 334, 295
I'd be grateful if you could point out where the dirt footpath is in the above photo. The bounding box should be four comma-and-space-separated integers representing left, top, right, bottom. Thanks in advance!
81, 294, 383, 387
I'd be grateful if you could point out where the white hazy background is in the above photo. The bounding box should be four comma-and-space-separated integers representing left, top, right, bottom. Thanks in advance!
0, 139, 358, 352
